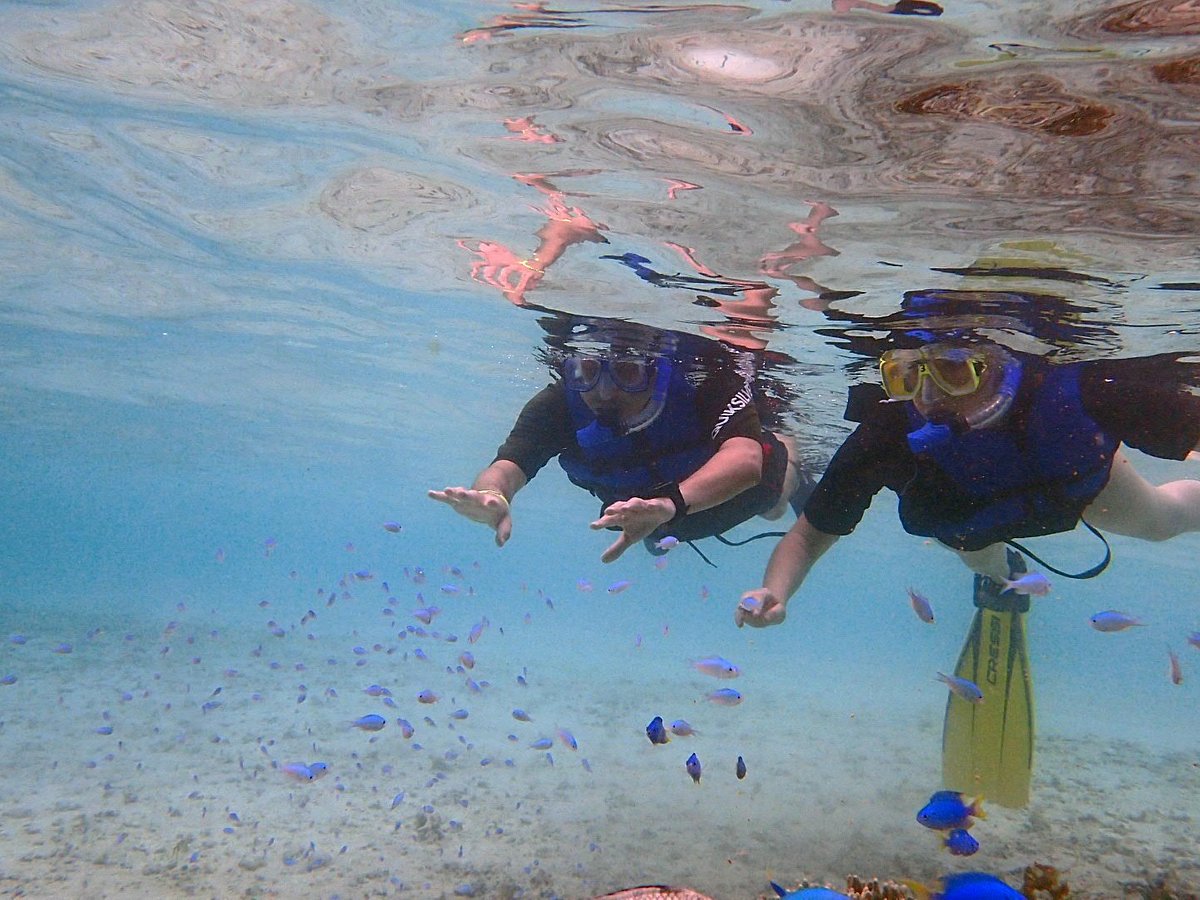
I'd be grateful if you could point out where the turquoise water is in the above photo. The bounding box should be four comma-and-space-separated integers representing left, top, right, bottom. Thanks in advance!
1, 1, 1198, 897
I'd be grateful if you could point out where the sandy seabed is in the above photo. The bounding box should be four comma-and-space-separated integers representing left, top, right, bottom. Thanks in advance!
1, 574, 1196, 900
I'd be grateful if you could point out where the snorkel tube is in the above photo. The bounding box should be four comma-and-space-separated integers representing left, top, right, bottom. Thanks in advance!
619, 356, 673, 434
962, 351, 1022, 431
906, 350, 1022, 454
575, 327, 679, 446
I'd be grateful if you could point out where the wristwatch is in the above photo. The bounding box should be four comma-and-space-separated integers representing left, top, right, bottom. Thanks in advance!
651, 481, 688, 525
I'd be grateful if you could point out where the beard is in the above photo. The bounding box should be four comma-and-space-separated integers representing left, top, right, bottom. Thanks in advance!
591, 403, 624, 432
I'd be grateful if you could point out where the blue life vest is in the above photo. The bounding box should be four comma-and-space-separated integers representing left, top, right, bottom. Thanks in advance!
900, 363, 1118, 551
557, 364, 715, 501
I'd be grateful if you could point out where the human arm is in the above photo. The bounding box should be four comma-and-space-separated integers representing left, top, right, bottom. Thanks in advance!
733, 386, 905, 626
1081, 356, 1200, 460
590, 435, 764, 563
428, 385, 569, 547
427, 460, 527, 547
735, 514, 841, 628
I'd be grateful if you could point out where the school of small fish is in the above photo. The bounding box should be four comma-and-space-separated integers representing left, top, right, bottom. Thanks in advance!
4, 524, 1188, 900
900, 581, 1188, 689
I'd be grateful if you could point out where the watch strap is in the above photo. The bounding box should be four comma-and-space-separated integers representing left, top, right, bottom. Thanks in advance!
653, 481, 688, 524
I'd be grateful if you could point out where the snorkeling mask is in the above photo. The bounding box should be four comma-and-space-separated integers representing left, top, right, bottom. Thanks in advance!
571, 354, 675, 443
879, 345, 985, 400
561, 354, 656, 394
894, 346, 1023, 453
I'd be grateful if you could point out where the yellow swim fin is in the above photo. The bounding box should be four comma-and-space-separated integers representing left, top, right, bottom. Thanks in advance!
941, 550, 1035, 809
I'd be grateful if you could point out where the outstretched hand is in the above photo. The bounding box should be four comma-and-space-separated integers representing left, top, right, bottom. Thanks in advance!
427, 487, 513, 547
589, 496, 674, 563
734, 589, 787, 629
457, 239, 543, 306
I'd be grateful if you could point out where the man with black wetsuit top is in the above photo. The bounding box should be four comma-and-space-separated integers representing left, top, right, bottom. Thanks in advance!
430, 321, 811, 563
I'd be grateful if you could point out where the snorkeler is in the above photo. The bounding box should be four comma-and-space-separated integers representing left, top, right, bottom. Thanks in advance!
429, 318, 813, 563
736, 337, 1200, 619
736, 312, 1200, 804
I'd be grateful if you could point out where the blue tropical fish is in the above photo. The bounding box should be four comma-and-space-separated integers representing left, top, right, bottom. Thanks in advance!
943, 828, 979, 856
916, 790, 985, 831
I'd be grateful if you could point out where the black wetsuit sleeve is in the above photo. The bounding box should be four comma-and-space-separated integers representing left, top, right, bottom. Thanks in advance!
696, 370, 763, 443
492, 383, 575, 481
803, 385, 915, 535
1080, 358, 1200, 460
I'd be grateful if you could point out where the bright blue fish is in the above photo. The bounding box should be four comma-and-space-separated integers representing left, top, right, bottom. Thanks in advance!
770, 883, 849, 899
929, 872, 1022, 899
351, 714, 387, 732
944, 828, 979, 856
916, 790, 985, 831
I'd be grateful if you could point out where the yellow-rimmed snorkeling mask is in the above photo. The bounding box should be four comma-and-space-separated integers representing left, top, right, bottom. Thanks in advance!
879, 345, 985, 400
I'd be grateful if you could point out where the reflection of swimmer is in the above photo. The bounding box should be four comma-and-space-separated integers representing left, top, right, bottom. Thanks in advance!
503, 116, 563, 144
602, 204, 846, 350
457, 3, 588, 44
757, 201, 842, 304
458, 172, 608, 306
832, 0, 943, 15
604, 246, 780, 351
429, 318, 814, 563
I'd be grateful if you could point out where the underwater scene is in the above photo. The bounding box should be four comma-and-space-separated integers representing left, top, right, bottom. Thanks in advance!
1, 0, 1198, 898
